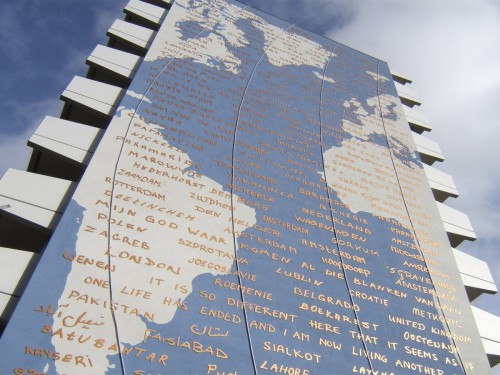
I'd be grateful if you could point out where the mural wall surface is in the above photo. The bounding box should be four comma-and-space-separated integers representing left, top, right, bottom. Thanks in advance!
0, 0, 491, 373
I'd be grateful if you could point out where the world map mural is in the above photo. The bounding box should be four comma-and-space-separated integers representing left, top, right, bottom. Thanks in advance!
0, 0, 490, 373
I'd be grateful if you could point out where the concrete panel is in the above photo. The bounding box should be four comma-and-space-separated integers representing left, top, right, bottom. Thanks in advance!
87, 44, 142, 80
436, 201, 476, 244
412, 132, 445, 163
107, 19, 154, 50
423, 164, 459, 201
471, 307, 500, 360
403, 106, 432, 133
125, 0, 167, 25
0, 247, 39, 296
453, 248, 497, 294
0, 169, 75, 230
28, 116, 103, 165
61, 76, 125, 117
390, 69, 412, 84
396, 81, 422, 106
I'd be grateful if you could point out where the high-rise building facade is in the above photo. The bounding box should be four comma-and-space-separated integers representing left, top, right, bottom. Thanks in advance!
0, 0, 498, 374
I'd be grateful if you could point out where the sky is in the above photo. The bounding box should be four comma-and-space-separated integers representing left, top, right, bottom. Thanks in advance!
0, 0, 498, 368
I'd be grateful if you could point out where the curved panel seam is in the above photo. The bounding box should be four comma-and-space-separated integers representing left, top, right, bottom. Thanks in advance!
230, 22, 297, 375
375, 60, 468, 375
318, 43, 376, 373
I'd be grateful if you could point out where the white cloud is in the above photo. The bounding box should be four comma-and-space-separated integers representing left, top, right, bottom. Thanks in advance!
329, 0, 500, 320
92, 0, 130, 41
0, 126, 35, 178
0, 98, 61, 177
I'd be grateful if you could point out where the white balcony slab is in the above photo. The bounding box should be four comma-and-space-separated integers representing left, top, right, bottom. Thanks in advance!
125, 0, 167, 25
412, 132, 444, 163
0, 169, 75, 230
28, 116, 103, 165
390, 70, 412, 85
453, 249, 497, 294
403, 106, 432, 133
436, 202, 476, 243
396, 81, 422, 107
147, 0, 172, 7
87, 44, 142, 80
0, 247, 39, 296
471, 307, 500, 360
61, 76, 125, 117
423, 164, 459, 200
107, 19, 154, 50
